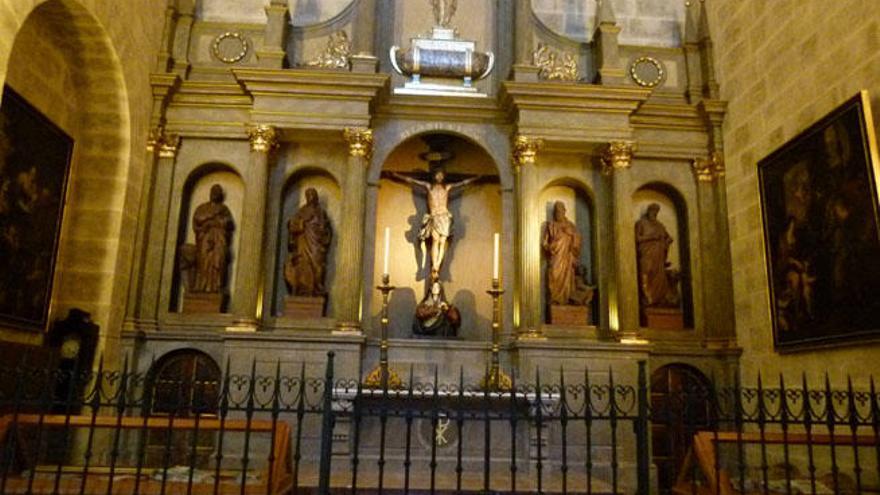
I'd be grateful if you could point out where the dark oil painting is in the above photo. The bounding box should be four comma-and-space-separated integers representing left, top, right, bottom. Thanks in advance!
0, 86, 73, 331
759, 91, 880, 351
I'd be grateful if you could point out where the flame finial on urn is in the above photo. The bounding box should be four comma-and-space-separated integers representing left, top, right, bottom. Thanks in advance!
431, 0, 457, 28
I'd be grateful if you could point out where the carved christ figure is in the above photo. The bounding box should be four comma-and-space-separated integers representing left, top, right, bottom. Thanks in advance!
391, 169, 479, 277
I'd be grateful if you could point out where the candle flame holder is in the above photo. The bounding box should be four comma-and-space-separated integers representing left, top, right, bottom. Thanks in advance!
364, 274, 402, 389
481, 277, 511, 391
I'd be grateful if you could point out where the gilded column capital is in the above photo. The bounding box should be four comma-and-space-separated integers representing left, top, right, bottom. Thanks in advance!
247, 124, 279, 153
692, 151, 725, 182
600, 140, 635, 175
512, 134, 544, 169
146, 125, 180, 158
343, 127, 373, 160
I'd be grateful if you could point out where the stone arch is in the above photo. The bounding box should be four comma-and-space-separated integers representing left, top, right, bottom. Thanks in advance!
0, 0, 130, 354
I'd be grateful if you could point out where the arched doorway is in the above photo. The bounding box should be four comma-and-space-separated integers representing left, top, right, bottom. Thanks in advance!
650, 363, 714, 493
146, 349, 221, 465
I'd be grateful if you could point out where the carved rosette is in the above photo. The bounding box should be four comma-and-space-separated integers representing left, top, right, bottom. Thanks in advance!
146, 125, 180, 159
692, 151, 725, 182
247, 124, 279, 153
512, 135, 544, 169
343, 127, 373, 160
600, 141, 635, 175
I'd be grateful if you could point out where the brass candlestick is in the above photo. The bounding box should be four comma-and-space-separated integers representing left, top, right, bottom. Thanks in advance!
364, 274, 402, 389
481, 278, 512, 391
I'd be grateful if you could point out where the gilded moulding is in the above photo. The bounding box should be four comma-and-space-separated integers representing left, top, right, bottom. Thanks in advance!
146, 126, 180, 159
512, 135, 544, 168
343, 127, 373, 160
692, 151, 725, 182
600, 141, 635, 175
629, 56, 665, 88
533, 43, 579, 82
305, 31, 351, 70
247, 124, 279, 153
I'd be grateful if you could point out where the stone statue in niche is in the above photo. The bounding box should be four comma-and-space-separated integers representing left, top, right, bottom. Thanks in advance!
283, 188, 332, 318
635, 203, 683, 328
413, 279, 461, 337
179, 184, 234, 313
542, 201, 593, 325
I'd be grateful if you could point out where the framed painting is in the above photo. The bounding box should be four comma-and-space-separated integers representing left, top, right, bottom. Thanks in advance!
759, 90, 880, 351
0, 86, 73, 331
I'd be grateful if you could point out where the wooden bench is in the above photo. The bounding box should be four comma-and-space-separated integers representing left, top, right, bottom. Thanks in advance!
0, 414, 293, 494
673, 430, 878, 495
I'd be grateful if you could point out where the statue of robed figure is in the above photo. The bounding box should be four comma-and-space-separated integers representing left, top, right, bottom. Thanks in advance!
635, 203, 683, 328
285, 188, 332, 296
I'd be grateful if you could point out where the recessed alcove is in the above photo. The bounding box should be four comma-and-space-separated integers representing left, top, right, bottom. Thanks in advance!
170, 165, 244, 313
632, 183, 693, 329
272, 169, 341, 318
538, 181, 597, 326
372, 133, 502, 341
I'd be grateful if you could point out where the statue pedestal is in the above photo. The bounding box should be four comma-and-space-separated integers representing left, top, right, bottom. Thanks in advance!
283, 296, 325, 319
182, 293, 223, 313
549, 305, 590, 326
644, 307, 684, 330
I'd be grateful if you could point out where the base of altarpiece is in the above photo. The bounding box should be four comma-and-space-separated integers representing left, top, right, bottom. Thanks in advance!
284, 296, 326, 319
549, 305, 591, 326
644, 307, 684, 330
182, 292, 223, 313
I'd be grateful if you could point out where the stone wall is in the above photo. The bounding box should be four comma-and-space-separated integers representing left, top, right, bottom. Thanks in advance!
705, 0, 880, 386
0, 0, 166, 361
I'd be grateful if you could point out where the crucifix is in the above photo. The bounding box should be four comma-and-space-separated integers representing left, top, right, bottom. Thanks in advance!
389, 168, 481, 279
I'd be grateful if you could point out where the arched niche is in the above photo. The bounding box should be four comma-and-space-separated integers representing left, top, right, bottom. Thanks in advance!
632, 183, 693, 329
272, 168, 341, 318
170, 164, 245, 313
373, 133, 502, 340
538, 180, 596, 325
0, 0, 129, 352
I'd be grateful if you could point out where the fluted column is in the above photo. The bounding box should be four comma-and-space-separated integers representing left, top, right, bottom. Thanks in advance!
134, 126, 180, 327
231, 125, 278, 328
335, 128, 373, 332
257, 0, 289, 68
600, 141, 640, 339
513, 135, 544, 337
692, 153, 735, 346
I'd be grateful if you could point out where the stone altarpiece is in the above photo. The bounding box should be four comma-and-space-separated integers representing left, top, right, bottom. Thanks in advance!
122, 1, 739, 491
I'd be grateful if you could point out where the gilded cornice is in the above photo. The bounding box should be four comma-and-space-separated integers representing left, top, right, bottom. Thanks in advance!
233, 68, 389, 98
600, 140, 635, 175
247, 124, 279, 153
343, 127, 373, 160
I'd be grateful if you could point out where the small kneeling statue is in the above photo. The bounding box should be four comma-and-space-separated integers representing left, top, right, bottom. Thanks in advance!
413, 280, 461, 337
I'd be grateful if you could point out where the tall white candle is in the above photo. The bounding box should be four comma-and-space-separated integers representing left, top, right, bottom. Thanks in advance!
383, 227, 390, 276
493, 232, 500, 280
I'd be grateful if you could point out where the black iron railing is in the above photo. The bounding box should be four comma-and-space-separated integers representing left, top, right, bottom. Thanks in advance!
0, 351, 877, 494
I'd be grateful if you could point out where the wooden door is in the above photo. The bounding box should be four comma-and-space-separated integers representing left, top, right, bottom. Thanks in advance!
650, 364, 713, 493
